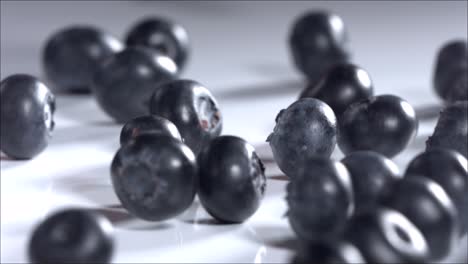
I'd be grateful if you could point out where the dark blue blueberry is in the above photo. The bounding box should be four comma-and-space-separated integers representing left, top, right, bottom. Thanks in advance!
125, 17, 190, 72
433, 40, 467, 102
149, 79, 222, 155
43, 26, 123, 93
198, 136, 266, 223
268, 98, 337, 178
382, 177, 459, 260
338, 95, 418, 158
301, 63, 374, 116
0, 74, 55, 159
92, 47, 177, 123
289, 11, 350, 83
406, 149, 468, 235
426, 101, 468, 158
341, 151, 402, 215
120, 115, 181, 146
345, 208, 429, 264
111, 135, 197, 221
292, 241, 365, 264
29, 209, 114, 263
287, 157, 353, 241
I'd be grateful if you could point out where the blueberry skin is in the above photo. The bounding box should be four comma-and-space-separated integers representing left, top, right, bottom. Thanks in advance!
29, 209, 114, 263
198, 136, 266, 223
382, 177, 459, 260
125, 17, 190, 72
43, 26, 123, 93
287, 158, 353, 241
92, 47, 177, 123
289, 11, 350, 83
120, 115, 181, 146
111, 135, 197, 221
149, 79, 222, 155
268, 98, 337, 178
292, 241, 365, 264
301, 63, 374, 116
433, 40, 467, 102
426, 101, 468, 158
338, 95, 418, 158
406, 149, 468, 235
345, 208, 430, 264
341, 151, 402, 215
0, 74, 55, 159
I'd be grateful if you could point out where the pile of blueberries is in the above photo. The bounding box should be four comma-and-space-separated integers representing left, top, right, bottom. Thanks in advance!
0, 10, 467, 264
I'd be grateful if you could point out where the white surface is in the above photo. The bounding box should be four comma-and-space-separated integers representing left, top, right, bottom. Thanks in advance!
1, 1, 467, 263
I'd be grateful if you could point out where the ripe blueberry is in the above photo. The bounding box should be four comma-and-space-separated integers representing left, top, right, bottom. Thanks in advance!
111, 135, 197, 221
406, 149, 468, 235
268, 98, 337, 178
198, 136, 266, 223
286, 157, 353, 241
125, 17, 190, 72
426, 100, 468, 158
382, 177, 459, 260
43, 25, 123, 93
92, 47, 177, 123
300, 63, 374, 116
120, 115, 181, 146
292, 241, 365, 264
289, 11, 350, 83
29, 209, 114, 263
341, 151, 402, 215
338, 95, 418, 158
0, 74, 55, 159
149, 79, 222, 155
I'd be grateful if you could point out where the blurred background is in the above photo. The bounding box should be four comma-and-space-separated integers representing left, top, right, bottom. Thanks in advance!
1, 1, 467, 263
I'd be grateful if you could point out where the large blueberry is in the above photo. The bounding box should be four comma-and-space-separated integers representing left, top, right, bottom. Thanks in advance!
426, 101, 468, 158
111, 135, 197, 221
198, 136, 266, 223
29, 209, 114, 263
287, 157, 353, 241
292, 241, 365, 264
125, 17, 190, 72
149, 79, 222, 155
289, 11, 350, 83
268, 98, 337, 178
43, 25, 123, 93
338, 95, 418, 158
341, 151, 402, 215
92, 47, 177, 123
0, 74, 55, 159
120, 115, 181, 146
300, 63, 374, 116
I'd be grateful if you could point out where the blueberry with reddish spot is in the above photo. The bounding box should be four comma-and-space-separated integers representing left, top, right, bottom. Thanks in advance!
149, 79, 222, 154
120, 115, 181, 146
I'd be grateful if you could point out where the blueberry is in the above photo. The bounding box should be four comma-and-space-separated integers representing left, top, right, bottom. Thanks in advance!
0, 74, 55, 159
43, 26, 123, 93
300, 63, 374, 116
120, 115, 181, 146
268, 98, 337, 178
382, 177, 459, 260
338, 95, 418, 158
92, 47, 177, 123
433, 40, 467, 102
125, 17, 190, 72
406, 149, 468, 235
198, 136, 266, 223
292, 241, 365, 264
289, 11, 350, 83
426, 101, 468, 158
111, 135, 197, 221
341, 151, 402, 215
29, 209, 114, 263
286, 157, 353, 241
149, 79, 222, 155
345, 208, 429, 264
